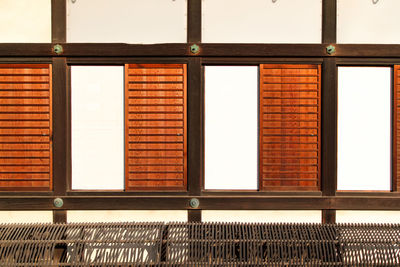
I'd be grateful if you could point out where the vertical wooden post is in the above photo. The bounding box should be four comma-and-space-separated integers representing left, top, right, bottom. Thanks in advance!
187, 0, 202, 222
321, 58, 337, 223
52, 0, 67, 223
321, 0, 337, 224
322, 0, 337, 44
187, 0, 202, 43
188, 210, 202, 222
52, 0, 67, 43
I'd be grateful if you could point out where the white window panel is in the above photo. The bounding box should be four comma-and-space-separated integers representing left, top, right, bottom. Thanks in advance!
67, 210, 188, 223
202, 0, 322, 43
337, 67, 391, 191
202, 210, 321, 223
204, 66, 258, 190
0, 0, 51, 43
71, 66, 124, 190
338, 0, 400, 44
0, 211, 53, 224
337, 211, 400, 224
67, 0, 187, 43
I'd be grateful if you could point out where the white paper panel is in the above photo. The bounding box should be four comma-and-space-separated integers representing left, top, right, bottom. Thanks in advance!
67, 210, 188, 223
71, 66, 124, 190
0, 211, 53, 224
338, 0, 400, 44
202, 210, 321, 223
205, 66, 258, 190
67, 0, 187, 43
0, 0, 51, 43
337, 67, 391, 191
202, 0, 322, 43
337, 211, 400, 224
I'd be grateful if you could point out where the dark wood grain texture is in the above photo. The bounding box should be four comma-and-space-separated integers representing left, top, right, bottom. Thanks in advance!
259, 64, 321, 191
125, 64, 187, 191
188, 58, 202, 195
0, 64, 53, 191
1, 196, 400, 210
53, 210, 66, 223
188, 210, 201, 222
322, 209, 335, 224
52, 58, 67, 195
3, 44, 400, 57
322, 0, 336, 43
187, 0, 201, 43
321, 58, 337, 196
51, 0, 66, 43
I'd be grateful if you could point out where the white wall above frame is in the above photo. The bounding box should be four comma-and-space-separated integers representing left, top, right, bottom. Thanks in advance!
202, 0, 322, 43
338, 0, 400, 44
67, 0, 187, 43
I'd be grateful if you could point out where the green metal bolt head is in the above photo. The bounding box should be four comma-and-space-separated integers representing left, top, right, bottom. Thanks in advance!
326, 45, 336, 55
190, 44, 200, 55
189, 198, 200, 209
53, 44, 63, 55
53, 198, 64, 208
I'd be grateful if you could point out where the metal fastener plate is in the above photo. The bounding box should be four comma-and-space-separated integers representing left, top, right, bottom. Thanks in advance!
53, 44, 63, 55
326, 45, 336, 55
190, 44, 200, 54
53, 198, 64, 208
189, 198, 200, 208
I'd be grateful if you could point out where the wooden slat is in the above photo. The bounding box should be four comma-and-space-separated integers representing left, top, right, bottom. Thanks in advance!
125, 64, 187, 191
260, 64, 321, 191
0, 64, 52, 191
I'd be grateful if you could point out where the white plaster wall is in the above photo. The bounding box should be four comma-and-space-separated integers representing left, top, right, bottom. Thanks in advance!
202, 0, 322, 43
0, 0, 51, 43
204, 66, 258, 190
67, 0, 187, 43
338, 0, 400, 44
202, 210, 321, 223
0, 211, 53, 224
337, 67, 391, 191
71, 66, 125, 190
337, 211, 400, 224
67, 210, 188, 223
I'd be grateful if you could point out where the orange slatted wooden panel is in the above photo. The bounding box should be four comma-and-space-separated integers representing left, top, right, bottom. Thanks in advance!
125, 64, 187, 191
0, 64, 52, 191
260, 64, 321, 191
394, 66, 400, 191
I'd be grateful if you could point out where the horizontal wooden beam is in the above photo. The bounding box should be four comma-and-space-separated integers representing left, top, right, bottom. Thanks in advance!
1, 196, 400, 210
3, 44, 400, 58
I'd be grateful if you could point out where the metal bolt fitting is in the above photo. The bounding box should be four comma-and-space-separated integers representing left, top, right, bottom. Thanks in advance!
190, 44, 200, 55
189, 198, 200, 208
53, 198, 64, 208
326, 45, 336, 55
53, 44, 63, 55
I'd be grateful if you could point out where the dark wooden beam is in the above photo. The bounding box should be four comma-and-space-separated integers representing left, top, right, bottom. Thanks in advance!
3, 44, 400, 57
322, 0, 336, 43
52, 58, 68, 195
51, 0, 66, 43
187, 0, 202, 43
2, 196, 400, 210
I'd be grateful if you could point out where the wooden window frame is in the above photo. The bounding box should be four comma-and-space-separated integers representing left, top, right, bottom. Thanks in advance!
0, 0, 399, 225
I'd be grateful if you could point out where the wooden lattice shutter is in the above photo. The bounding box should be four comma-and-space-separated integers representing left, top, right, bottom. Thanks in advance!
394, 66, 400, 191
260, 64, 321, 191
0, 64, 52, 191
125, 64, 187, 190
